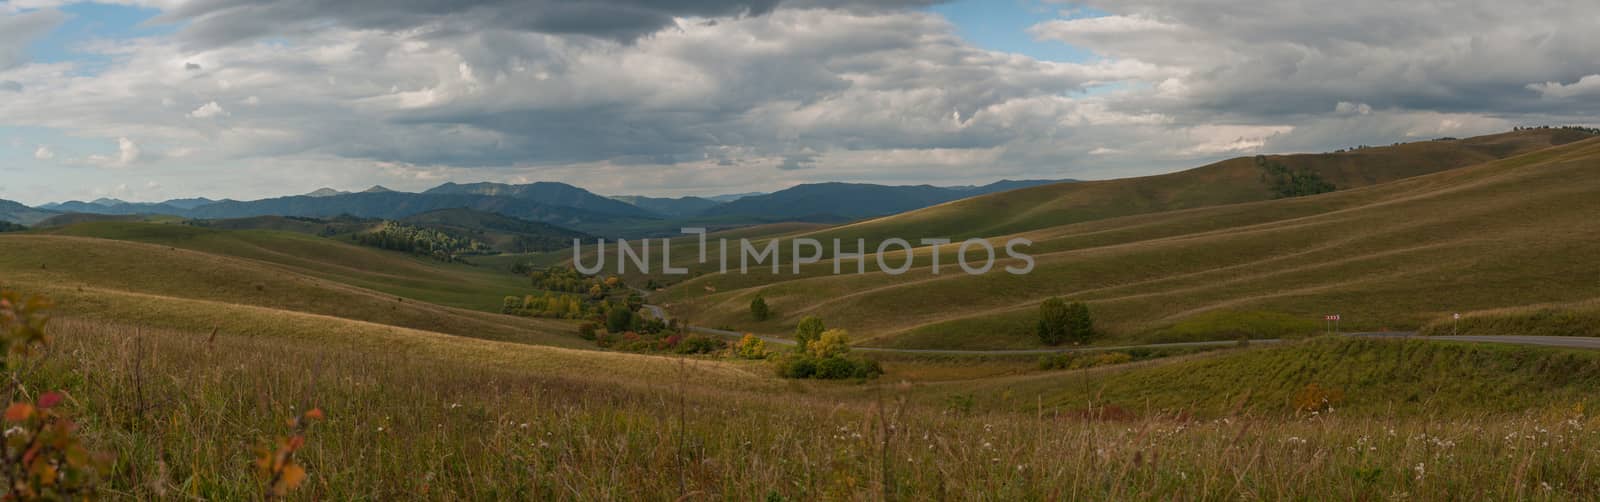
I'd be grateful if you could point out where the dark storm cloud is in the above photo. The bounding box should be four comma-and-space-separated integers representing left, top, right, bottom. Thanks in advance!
158, 0, 944, 48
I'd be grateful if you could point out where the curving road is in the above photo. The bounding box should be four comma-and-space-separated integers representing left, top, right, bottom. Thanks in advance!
641, 304, 1600, 356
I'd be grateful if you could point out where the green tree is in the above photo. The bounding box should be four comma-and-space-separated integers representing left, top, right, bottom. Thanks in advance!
605, 307, 634, 334
808, 329, 851, 359
1065, 301, 1096, 345
1037, 297, 1070, 345
749, 295, 771, 321
793, 316, 826, 352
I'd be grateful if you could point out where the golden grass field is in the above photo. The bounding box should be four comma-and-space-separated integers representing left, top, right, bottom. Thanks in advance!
645, 130, 1600, 349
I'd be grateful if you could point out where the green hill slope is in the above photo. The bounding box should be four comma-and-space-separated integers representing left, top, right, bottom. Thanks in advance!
26, 222, 545, 312
926, 336, 1600, 416
654, 131, 1600, 349
0, 230, 582, 347
803, 129, 1593, 247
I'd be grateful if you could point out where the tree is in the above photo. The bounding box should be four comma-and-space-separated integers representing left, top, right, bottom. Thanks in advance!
1036, 297, 1070, 345
793, 316, 826, 351
1065, 301, 1096, 345
736, 334, 768, 359
749, 295, 771, 321
808, 329, 850, 359
605, 307, 634, 334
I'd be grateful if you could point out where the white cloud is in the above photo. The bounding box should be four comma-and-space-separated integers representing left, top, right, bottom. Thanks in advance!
87, 137, 142, 168
1527, 75, 1600, 100
1335, 102, 1373, 115
33, 145, 53, 160
188, 101, 228, 119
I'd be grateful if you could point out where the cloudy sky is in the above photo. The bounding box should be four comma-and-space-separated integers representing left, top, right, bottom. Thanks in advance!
1, 0, 1597, 205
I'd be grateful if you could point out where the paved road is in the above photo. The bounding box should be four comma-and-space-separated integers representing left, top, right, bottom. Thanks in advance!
642, 304, 1600, 355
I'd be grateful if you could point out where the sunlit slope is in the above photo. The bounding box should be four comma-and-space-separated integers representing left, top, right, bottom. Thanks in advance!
0, 232, 582, 347
38, 222, 530, 312
613, 129, 1590, 285
659, 135, 1600, 349
808, 128, 1594, 246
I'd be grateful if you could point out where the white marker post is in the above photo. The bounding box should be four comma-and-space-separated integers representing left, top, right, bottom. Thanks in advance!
1453, 313, 1460, 336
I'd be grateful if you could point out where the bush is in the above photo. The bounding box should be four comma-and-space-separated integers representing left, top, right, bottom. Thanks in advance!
771, 352, 880, 380
750, 295, 771, 321
674, 335, 724, 355
605, 307, 634, 334
577, 322, 598, 340
1038, 298, 1096, 345
736, 334, 768, 359
794, 316, 825, 351
774, 355, 817, 379
807, 329, 850, 359
1038, 351, 1134, 371
814, 356, 856, 379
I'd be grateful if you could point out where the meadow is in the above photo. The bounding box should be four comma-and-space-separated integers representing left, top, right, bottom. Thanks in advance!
16, 316, 1600, 499
640, 130, 1600, 349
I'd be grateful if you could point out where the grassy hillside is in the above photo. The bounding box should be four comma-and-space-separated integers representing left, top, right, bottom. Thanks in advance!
34, 212, 185, 228
0, 227, 581, 347
652, 130, 1600, 348
923, 336, 1600, 416
808, 129, 1594, 247
398, 208, 592, 253
23, 310, 1600, 498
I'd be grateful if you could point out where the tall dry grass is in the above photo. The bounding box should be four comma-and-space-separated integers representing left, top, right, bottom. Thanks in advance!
18, 318, 1600, 499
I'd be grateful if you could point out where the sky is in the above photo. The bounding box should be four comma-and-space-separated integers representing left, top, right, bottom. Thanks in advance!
2, 0, 1599, 205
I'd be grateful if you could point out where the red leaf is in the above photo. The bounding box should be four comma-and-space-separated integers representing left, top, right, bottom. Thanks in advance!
37, 392, 63, 409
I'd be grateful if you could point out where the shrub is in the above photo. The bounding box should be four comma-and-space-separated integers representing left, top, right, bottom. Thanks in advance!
605, 307, 634, 334
255, 408, 325, 499
2, 392, 112, 499
1037, 298, 1069, 345
749, 295, 771, 322
773, 354, 816, 379
793, 316, 825, 351
1065, 302, 1095, 345
814, 356, 856, 379
1038, 351, 1134, 371
674, 335, 724, 355
1, 291, 111, 498
1092, 352, 1132, 366
807, 329, 850, 359
577, 322, 598, 341
736, 334, 768, 359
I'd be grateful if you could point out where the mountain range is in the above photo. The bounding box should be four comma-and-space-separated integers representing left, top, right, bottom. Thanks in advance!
2, 179, 1072, 235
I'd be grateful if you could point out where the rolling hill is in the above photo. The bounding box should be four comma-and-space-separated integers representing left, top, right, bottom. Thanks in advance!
183, 191, 651, 233
698, 179, 1071, 221
0, 198, 59, 225
610, 195, 722, 217
424, 181, 654, 218
4, 222, 580, 346
650, 129, 1600, 349
396, 208, 593, 253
